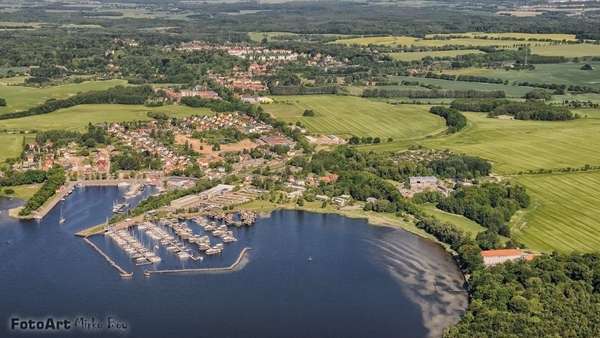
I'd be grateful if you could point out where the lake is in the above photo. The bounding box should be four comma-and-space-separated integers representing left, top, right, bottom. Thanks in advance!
0, 186, 467, 338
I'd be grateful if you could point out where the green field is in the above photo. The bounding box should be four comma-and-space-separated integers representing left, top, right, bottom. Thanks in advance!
0, 184, 41, 201
532, 44, 600, 58
0, 79, 128, 115
513, 171, 600, 252
393, 75, 534, 97
425, 32, 577, 42
0, 104, 211, 132
447, 62, 600, 88
264, 95, 446, 140
0, 133, 26, 161
362, 110, 600, 174
335, 35, 542, 48
388, 49, 485, 61
421, 204, 485, 237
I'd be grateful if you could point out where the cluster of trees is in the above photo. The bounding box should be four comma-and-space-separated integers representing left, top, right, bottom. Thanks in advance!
450, 99, 577, 121
36, 124, 108, 148
0, 169, 46, 187
0, 98, 6, 106
491, 101, 577, 121
19, 166, 65, 216
429, 106, 467, 133
524, 89, 553, 101
437, 183, 530, 237
293, 146, 490, 183
302, 109, 316, 117
363, 88, 506, 99
415, 217, 483, 273
1, 85, 154, 120
425, 72, 506, 84
180, 96, 253, 113
111, 148, 161, 171
348, 136, 381, 145
450, 98, 510, 112
269, 85, 337, 96
447, 253, 600, 337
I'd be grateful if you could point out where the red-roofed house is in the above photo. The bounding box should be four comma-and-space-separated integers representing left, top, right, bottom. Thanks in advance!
480, 249, 535, 267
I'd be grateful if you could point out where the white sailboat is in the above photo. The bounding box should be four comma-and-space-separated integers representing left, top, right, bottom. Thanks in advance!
59, 204, 66, 224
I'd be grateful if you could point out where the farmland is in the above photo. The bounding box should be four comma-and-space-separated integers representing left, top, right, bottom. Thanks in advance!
0, 79, 128, 115
335, 35, 545, 48
0, 104, 211, 132
424, 32, 577, 41
388, 49, 485, 61
392, 75, 535, 97
513, 171, 600, 252
264, 95, 446, 140
531, 44, 600, 58
362, 109, 600, 174
445, 62, 600, 88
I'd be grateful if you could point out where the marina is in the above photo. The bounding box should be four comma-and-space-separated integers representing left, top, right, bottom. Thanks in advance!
0, 186, 467, 338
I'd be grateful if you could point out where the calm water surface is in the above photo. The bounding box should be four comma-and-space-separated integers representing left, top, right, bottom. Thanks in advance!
0, 187, 467, 338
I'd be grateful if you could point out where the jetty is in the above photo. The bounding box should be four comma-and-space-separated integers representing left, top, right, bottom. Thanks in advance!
144, 247, 252, 277
83, 237, 133, 278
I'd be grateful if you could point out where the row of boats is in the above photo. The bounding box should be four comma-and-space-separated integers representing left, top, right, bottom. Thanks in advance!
162, 218, 237, 255
139, 222, 193, 260
105, 217, 241, 266
106, 229, 162, 265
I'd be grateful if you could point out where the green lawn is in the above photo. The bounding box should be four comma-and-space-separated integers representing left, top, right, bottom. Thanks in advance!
0, 104, 211, 132
0, 79, 128, 115
0, 184, 42, 201
513, 171, 600, 252
264, 95, 446, 140
446, 62, 600, 88
421, 203, 485, 237
388, 49, 485, 61
363, 110, 600, 174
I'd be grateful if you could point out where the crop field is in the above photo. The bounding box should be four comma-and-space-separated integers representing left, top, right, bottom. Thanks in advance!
425, 32, 577, 41
388, 49, 485, 61
445, 62, 600, 88
513, 171, 600, 252
531, 44, 600, 57
335, 35, 544, 48
392, 75, 535, 97
0, 79, 128, 115
0, 104, 211, 132
334, 35, 418, 46
264, 95, 446, 140
363, 109, 600, 174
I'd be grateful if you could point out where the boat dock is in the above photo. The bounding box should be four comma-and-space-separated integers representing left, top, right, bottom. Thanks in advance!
144, 247, 252, 277
83, 237, 133, 278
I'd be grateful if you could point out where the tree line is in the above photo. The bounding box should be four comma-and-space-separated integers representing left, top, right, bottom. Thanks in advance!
450, 99, 577, 121
363, 88, 506, 99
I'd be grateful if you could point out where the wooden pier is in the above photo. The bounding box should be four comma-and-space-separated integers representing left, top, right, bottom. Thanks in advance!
144, 247, 252, 277
83, 237, 133, 278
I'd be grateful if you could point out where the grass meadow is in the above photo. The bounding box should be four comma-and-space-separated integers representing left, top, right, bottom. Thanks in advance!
264, 95, 446, 140
0, 79, 128, 115
0, 104, 211, 132
513, 171, 600, 252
